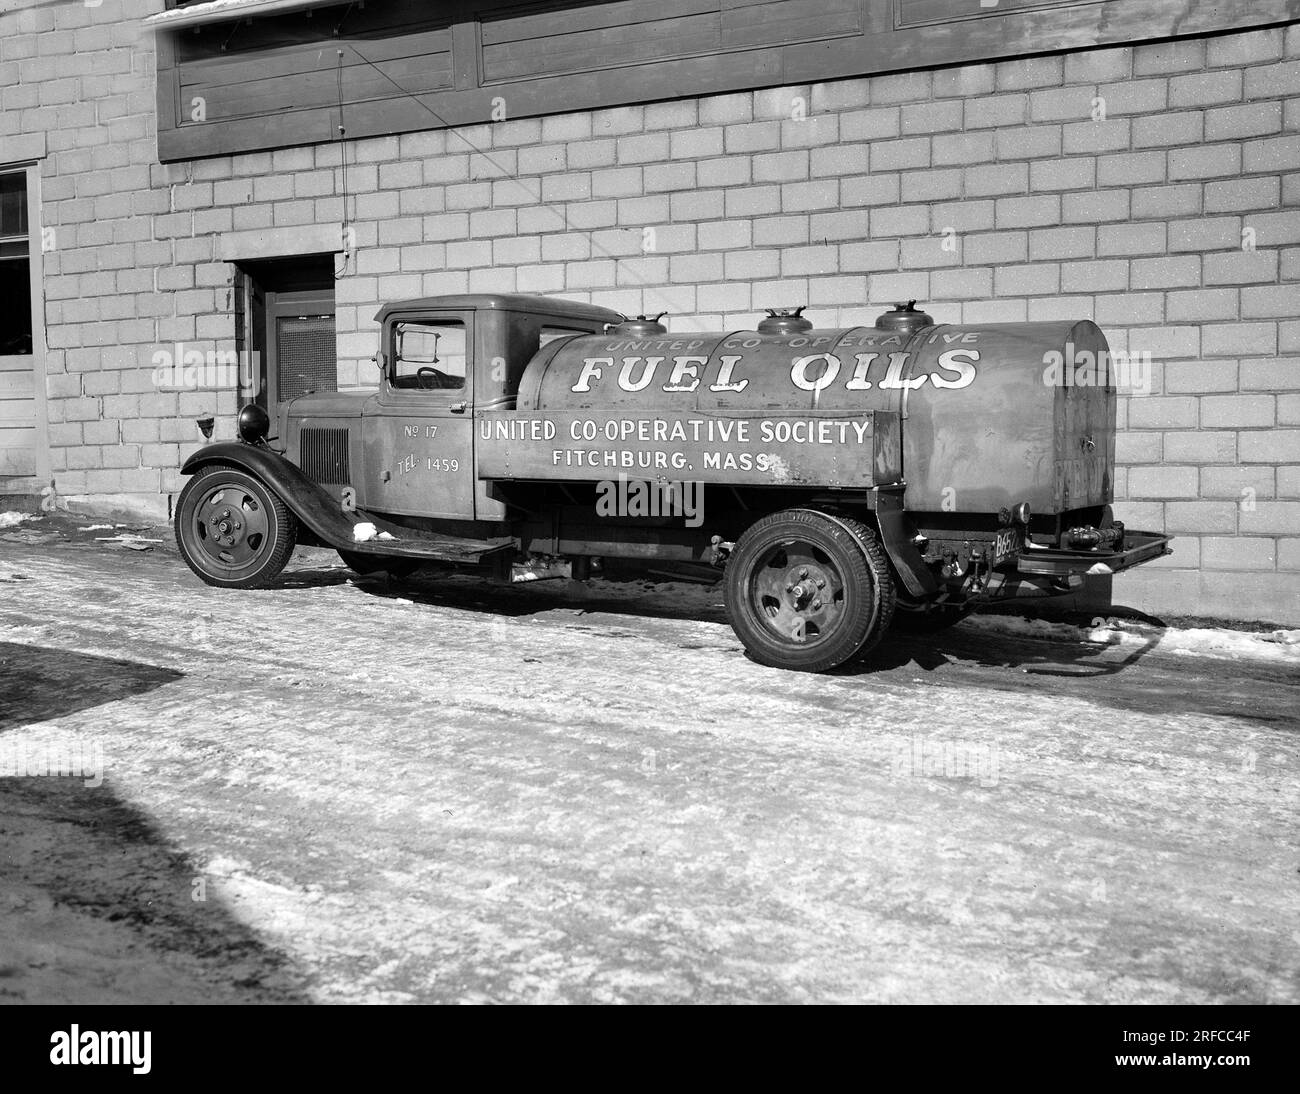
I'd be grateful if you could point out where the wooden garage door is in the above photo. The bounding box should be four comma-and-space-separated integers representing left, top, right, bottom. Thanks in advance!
0, 170, 35, 477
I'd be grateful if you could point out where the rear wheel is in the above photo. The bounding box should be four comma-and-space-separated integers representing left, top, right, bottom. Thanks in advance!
724, 509, 894, 672
175, 463, 297, 588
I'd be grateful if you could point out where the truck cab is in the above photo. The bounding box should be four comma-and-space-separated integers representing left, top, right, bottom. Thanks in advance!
277, 295, 619, 524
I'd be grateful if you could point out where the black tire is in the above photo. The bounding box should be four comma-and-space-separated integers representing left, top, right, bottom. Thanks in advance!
337, 550, 420, 579
891, 603, 974, 634
724, 508, 895, 672
175, 463, 297, 588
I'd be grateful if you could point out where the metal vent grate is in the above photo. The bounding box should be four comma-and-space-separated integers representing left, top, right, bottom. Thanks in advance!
299, 426, 351, 485
276, 314, 336, 402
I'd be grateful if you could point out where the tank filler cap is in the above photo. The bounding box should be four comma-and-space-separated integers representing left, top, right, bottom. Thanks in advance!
875, 300, 934, 333
610, 313, 668, 336
757, 307, 813, 335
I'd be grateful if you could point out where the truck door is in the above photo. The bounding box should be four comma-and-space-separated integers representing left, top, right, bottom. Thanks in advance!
363, 313, 476, 520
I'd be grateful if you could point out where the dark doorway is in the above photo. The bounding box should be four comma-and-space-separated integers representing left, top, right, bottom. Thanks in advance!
234, 254, 337, 424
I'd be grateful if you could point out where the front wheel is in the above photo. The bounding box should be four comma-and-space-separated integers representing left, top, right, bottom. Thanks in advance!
174, 463, 297, 588
724, 509, 895, 672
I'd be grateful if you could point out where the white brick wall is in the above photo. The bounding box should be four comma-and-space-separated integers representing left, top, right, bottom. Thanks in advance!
2, 0, 1298, 621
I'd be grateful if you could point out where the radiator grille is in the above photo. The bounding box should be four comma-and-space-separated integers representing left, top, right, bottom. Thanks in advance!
298, 426, 351, 485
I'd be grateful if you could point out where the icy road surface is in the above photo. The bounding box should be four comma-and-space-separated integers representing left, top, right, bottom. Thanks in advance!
1, 539, 1297, 1004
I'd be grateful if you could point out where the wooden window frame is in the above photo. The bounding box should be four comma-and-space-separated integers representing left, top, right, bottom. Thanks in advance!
153, 0, 1300, 162
0, 162, 50, 483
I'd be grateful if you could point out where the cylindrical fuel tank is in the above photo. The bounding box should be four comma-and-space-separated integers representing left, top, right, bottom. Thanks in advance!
516, 317, 1116, 514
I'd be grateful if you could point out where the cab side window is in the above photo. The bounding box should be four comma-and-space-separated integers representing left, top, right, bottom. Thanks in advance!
391, 319, 467, 391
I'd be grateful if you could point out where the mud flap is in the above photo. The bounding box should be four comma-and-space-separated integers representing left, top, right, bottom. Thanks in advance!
872, 489, 939, 598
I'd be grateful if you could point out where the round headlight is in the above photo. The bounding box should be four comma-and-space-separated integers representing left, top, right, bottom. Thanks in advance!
1012, 501, 1032, 525
237, 404, 270, 444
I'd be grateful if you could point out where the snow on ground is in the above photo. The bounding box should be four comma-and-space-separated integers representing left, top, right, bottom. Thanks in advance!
516, 565, 1300, 666
967, 613, 1300, 664
1, 540, 1297, 1004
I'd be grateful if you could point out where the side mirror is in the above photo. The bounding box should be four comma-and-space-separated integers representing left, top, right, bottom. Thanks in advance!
372, 350, 386, 371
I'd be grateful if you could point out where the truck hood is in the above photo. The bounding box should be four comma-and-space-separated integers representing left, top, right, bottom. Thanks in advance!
284, 391, 373, 419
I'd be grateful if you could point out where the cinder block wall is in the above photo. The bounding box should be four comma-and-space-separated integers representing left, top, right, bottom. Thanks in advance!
2, 0, 1297, 622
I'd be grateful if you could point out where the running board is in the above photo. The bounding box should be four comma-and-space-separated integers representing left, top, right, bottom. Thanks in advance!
344, 512, 515, 565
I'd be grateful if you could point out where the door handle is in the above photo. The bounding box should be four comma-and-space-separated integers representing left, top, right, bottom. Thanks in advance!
450, 401, 468, 414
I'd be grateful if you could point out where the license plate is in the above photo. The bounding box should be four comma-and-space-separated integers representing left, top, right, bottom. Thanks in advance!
992, 527, 1024, 568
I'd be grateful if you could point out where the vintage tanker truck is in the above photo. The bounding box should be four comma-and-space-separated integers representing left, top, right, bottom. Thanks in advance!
174, 293, 1171, 671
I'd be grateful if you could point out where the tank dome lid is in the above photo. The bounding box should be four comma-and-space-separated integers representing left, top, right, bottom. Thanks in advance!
610, 313, 668, 336
757, 307, 813, 335
875, 300, 933, 333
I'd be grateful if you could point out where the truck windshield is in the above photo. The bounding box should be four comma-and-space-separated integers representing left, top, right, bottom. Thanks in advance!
392, 319, 467, 391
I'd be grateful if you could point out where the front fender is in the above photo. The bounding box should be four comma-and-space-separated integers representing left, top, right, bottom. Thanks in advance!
180, 442, 356, 551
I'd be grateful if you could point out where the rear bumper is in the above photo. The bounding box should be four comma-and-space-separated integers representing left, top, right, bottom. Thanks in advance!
1012, 529, 1173, 578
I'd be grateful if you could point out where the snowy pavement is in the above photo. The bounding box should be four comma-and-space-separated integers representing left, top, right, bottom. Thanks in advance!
0, 530, 1297, 1004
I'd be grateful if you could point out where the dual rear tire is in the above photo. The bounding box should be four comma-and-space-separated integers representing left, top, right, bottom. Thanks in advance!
723, 509, 896, 672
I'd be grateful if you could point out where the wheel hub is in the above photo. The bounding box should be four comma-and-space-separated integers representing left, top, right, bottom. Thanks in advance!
751, 542, 845, 646
784, 565, 828, 613
208, 506, 245, 546
192, 485, 268, 570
